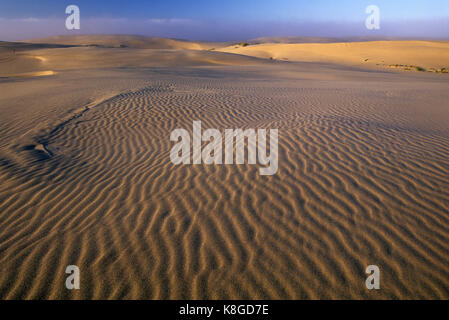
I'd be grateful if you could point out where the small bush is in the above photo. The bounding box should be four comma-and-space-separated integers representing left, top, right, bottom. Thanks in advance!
414, 66, 426, 72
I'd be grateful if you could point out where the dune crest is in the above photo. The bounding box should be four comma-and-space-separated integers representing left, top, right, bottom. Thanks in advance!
218, 41, 449, 71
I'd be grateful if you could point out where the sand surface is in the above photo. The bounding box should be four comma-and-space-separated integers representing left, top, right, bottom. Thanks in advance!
218, 41, 449, 72
0, 36, 449, 299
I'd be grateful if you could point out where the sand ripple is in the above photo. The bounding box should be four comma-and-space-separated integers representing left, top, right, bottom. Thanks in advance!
0, 73, 448, 299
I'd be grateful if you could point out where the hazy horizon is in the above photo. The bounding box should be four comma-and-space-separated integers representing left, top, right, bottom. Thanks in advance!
1, 0, 448, 41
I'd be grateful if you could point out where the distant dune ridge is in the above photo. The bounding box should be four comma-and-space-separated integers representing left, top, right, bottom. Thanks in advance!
1, 35, 449, 78
0, 35, 269, 77
0, 35, 449, 299
24, 35, 214, 50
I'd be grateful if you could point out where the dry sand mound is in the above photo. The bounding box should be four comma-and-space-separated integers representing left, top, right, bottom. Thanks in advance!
0, 38, 268, 77
218, 41, 449, 71
0, 42, 53, 76
25, 34, 214, 50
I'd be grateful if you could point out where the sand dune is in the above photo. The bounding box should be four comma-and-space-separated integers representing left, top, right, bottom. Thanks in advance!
0, 44, 54, 76
25, 35, 216, 50
246, 36, 398, 44
218, 41, 449, 71
0, 36, 449, 299
31, 46, 269, 69
0, 37, 267, 77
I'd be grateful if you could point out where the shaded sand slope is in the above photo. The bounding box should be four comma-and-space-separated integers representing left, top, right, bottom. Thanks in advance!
4, 38, 449, 78
26, 46, 269, 70
0, 43, 53, 76
25, 34, 216, 50
246, 36, 402, 44
0, 41, 77, 76
0, 61, 448, 299
218, 41, 449, 70
0, 42, 268, 77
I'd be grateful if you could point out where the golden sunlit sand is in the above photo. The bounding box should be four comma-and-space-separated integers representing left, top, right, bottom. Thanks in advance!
218, 40, 449, 72
0, 35, 448, 299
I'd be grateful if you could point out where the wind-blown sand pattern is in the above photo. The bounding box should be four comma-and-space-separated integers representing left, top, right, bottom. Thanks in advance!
0, 36, 449, 299
218, 40, 449, 72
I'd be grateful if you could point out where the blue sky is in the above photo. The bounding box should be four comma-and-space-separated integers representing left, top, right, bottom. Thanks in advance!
1, 0, 448, 40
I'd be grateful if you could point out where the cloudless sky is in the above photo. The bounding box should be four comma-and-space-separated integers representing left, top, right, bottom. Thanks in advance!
1, 0, 448, 40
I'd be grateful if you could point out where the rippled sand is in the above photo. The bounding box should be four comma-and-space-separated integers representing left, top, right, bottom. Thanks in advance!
0, 36, 448, 299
